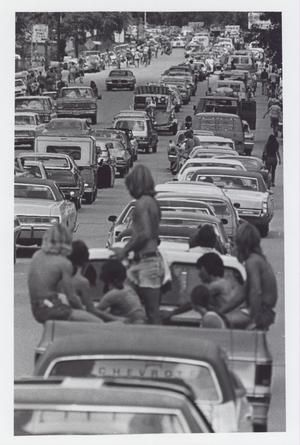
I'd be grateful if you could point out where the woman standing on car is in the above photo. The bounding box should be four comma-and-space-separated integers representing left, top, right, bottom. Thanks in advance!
235, 222, 278, 330
263, 134, 281, 186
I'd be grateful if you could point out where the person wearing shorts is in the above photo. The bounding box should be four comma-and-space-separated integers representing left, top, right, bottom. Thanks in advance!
112, 165, 164, 324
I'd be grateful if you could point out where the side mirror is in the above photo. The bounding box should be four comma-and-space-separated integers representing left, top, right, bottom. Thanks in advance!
108, 215, 117, 223
221, 218, 228, 225
233, 203, 240, 209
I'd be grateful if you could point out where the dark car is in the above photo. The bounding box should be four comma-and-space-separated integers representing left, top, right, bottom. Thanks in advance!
15, 377, 213, 434
42, 118, 93, 136
16, 152, 84, 210
95, 138, 131, 178
15, 96, 57, 124
105, 69, 136, 91
56, 87, 98, 124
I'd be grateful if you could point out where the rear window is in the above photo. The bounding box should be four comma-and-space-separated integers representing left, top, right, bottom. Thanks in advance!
61, 88, 93, 98
45, 169, 76, 186
115, 120, 145, 132
15, 115, 35, 126
193, 174, 259, 191
47, 120, 83, 130
15, 99, 48, 111
14, 184, 54, 200
46, 146, 81, 161
48, 357, 221, 402
109, 70, 130, 77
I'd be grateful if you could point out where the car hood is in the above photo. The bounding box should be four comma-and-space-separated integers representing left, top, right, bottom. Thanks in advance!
224, 189, 266, 208
15, 199, 61, 217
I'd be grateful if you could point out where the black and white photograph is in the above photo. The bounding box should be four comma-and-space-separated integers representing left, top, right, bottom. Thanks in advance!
1, 1, 299, 443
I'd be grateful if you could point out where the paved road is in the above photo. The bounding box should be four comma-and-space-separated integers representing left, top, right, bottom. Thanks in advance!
14, 49, 285, 431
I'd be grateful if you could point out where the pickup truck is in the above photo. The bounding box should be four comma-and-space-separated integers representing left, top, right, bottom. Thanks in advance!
56, 87, 99, 124
34, 135, 99, 204
34, 244, 273, 432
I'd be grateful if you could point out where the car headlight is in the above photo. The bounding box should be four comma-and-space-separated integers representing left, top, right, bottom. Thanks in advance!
84, 183, 89, 188
262, 201, 268, 214
50, 217, 60, 224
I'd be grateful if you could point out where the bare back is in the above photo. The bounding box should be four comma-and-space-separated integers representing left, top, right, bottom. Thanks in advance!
130, 195, 161, 255
28, 250, 73, 303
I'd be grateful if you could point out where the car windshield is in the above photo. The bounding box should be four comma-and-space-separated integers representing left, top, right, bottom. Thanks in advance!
109, 70, 130, 77
14, 184, 55, 200
115, 120, 145, 131
14, 409, 184, 434
15, 115, 36, 126
15, 99, 48, 111
46, 146, 81, 161
194, 174, 259, 191
238, 158, 261, 170
61, 89, 93, 98
20, 157, 70, 169
47, 120, 83, 130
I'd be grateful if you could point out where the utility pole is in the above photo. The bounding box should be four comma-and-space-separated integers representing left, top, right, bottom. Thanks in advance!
144, 11, 147, 29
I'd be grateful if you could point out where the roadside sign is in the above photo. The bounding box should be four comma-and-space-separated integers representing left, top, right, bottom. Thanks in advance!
85, 39, 95, 50
32, 24, 48, 43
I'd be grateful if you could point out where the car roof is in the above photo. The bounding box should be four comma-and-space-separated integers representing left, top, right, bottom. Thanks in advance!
16, 152, 72, 160
156, 182, 228, 198
15, 377, 197, 410
61, 86, 92, 90
14, 177, 57, 187
202, 95, 239, 101
192, 135, 234, 143
195, 112, 241, 119
184, 158, 244, 167
188, 168, 263, 178
48, 118, 86, 123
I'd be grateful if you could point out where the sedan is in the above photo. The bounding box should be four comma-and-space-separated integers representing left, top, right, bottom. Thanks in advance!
14, 177, 77, 246
189, 168, 274, 237
105, 69, 136, 91
15, 377, 212, 434
177, 158, 246, 181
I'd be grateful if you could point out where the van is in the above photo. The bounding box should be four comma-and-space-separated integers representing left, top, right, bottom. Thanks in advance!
113, 110, 158, 154
35, 135, 99, 204
194, 113, 245, 154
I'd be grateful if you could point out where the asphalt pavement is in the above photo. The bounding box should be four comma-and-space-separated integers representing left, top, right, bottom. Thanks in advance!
14, 49, 285, 431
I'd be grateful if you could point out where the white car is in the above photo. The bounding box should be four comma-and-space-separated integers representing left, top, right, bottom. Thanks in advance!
15, 112, 45, 149
177, 158, 246, 181
171, 38, 185, 48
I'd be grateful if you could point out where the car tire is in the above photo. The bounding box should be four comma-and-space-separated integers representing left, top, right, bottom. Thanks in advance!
85, 192, 94, 204
152, 143, 157, 153
172, 124, 178, 135
91, 115, 97, 125
106, 85, 111, 91
259, 224, 269, 238
253, 423, 267, 432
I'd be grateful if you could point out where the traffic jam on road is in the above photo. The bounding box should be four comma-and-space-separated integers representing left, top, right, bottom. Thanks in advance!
14, 15, 284, 436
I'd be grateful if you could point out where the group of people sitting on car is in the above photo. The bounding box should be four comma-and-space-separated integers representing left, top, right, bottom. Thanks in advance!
27, 164, 277, 331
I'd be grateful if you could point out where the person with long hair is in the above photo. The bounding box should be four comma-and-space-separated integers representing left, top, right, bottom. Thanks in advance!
28, 224, 101, 324
235, 222, 278, 330
263, 134, 281, 186
112, 164, 164, 324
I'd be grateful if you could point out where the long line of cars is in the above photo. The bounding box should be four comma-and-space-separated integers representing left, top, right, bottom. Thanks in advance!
15, 25, 276, 435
